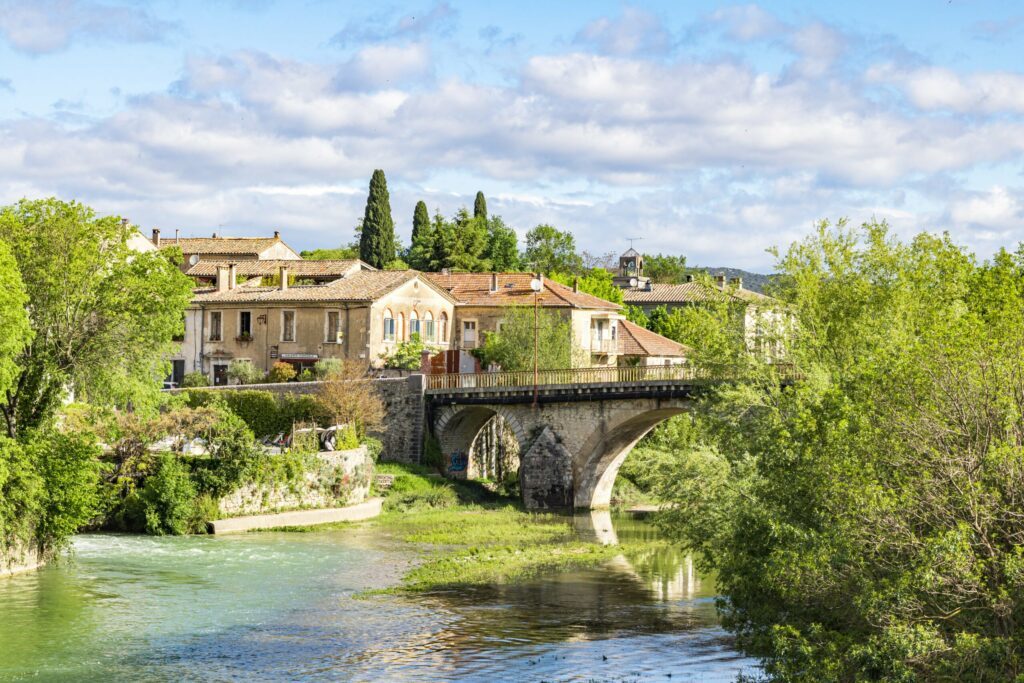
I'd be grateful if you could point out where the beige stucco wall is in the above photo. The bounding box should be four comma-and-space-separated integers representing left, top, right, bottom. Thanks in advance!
258, 242, 302, 260
368, 278, 455, 367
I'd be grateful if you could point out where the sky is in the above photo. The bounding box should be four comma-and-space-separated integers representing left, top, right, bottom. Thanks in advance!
1, 1, 1023, 270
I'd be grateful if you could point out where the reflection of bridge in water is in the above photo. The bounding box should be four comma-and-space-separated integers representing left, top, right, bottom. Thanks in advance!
426, 365, 797, 509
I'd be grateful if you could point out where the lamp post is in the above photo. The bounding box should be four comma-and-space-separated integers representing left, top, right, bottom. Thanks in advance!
530, 275, 543, 408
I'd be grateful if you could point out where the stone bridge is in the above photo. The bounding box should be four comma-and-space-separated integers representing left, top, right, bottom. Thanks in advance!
425, 366, 721, 509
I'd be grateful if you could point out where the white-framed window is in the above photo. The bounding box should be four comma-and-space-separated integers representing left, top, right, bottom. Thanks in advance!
282, 310, 295, 342
462, 319, 478, 347
439, 312, 448, 343
209, 311, 222, 341
422, 311, 435, 342
409, 310, 421, 338
383, 308, 396, 342
326, 311, 341, 343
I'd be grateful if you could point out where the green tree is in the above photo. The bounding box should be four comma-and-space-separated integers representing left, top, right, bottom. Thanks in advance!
656, 220, 1024, 681
473, 306, 579, 371
412, 200, 430, 245
382, 334, 431, 370
643, 254, 689, 283
484, 216, 521, 271
301, 247, 359, 260
549, 268, 623, 304
523, 224, 583, 274
358, 170, 396, 269
0, 240, 31, 400
474, 191, 487, 220
0, 199, 194, 438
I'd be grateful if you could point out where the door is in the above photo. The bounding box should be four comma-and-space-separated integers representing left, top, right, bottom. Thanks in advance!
462, 320, 477, 348
213, 364, 228, 386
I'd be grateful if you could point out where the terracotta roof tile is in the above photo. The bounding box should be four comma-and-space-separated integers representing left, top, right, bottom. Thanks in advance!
186, 259, 371, 279
618, 319, 690, 357
423, 272, 620, 310
162, 236, 294, 256
192, 270, 453, 305
623, 282, 774, 305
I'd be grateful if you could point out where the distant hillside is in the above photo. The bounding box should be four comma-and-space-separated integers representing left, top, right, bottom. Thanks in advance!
692, 267, 773, 294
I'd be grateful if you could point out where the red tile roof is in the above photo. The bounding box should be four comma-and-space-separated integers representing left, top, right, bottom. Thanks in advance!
162, 236, 296, 257
618, 319, 690, 357
186, 259, 371, 279
191, 270, 456, 305
623, 282, 774, 305
423, 272, 621, 310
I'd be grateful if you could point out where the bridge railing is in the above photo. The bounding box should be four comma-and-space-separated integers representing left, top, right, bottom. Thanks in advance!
426, 364, 688, 391
424, 363, 801, 391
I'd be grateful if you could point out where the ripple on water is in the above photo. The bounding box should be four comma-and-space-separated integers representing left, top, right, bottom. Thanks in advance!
1, 531, 760, 682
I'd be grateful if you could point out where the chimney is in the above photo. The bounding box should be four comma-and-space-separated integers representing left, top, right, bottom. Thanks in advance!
573, 277, 579, 293
279, 266, 289, 291
729, 276, 742, 289
228, 263, 237, 290
715, 274, 727, 289
273, 230, 280, 239
490, 273, 498, 292
151, 228, 161, 247
216, 265, 230, 292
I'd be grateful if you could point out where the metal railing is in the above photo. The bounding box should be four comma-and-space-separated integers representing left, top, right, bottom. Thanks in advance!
424, 362, 801, 391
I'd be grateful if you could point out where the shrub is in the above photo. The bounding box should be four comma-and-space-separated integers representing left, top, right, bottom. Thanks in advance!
363, 436, 383, 461
180, 371, 210, 388
422, 434, 443, 472
382, 334, 430, 370
267, 362, 296, 383
226, 359, 264, 385
316, 362, 384, 437
26, 431, 102, 551
0, 437, 42, 554
297, 368, 315, 382
139, 454, 198, 535
314, 359, 343, 379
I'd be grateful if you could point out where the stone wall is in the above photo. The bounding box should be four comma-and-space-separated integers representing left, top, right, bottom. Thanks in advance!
1, 540, 44, 577
219, 446, 373, 517
167, 374, 427, 463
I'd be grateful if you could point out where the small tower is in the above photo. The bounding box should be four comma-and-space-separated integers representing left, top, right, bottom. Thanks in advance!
613, 248, 650, 289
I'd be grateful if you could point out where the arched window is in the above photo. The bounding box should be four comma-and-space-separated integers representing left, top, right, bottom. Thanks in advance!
439, 312, 448, 344
383, 308, 395, 342
397, 313, 405, 341
409, 309, 421, 339
423, 311, 435, 342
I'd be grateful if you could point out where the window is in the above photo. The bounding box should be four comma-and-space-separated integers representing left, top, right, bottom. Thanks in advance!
496, 319, 506, 333
383, 309, 396, 342
326, 311, 340, 343
209, 311, 222, 341
462, 320, 477, 347
239, 311, 252, 337
282, 310, 295, 342
409, 310, 421, 338
439, 312, 448, 343
422, 311, 435, 342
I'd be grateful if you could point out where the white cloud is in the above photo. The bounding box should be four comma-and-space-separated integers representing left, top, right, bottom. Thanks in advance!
869, 64, 1024, 113
707, 4, 787, 42
0, 0, 177, 54
574, 7, 672, 56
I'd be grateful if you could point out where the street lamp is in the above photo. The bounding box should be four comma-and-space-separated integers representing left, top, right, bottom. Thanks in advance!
530, 275, 543, 407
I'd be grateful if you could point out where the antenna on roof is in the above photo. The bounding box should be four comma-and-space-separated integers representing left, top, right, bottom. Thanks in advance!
626, 237, 643, 250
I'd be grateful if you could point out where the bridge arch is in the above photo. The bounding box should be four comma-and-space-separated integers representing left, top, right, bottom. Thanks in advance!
573, 404, 688, 509
432, 404, 527, 476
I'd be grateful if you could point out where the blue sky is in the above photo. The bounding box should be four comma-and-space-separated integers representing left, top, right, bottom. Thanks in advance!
1, 1, 1023, 270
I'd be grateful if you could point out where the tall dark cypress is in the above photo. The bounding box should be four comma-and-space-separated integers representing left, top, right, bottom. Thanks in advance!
358, 170, 396, 269
474, 191, 487, 220
412, 200, 429, 244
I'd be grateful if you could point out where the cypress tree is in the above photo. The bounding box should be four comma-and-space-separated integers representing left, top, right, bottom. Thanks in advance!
474, 191, 487, 220
358, 170, 396, 269
412, 200, 429, 244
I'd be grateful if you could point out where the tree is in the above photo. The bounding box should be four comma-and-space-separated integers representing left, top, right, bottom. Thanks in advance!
358, 170, 396, 269
316, 361, 385, 438
0, 199, 194, 438
473, 306, 580, 371
267, 362, 296, 383
301, 247, 359, 260
381, 334, 430, 370
655, 220, 1024, 681
412, 200, 430, 245
226, 360, 264, 385
549, 268, 623, 304
474, 191, 487, 220
644, 254, 689, 283
484, 216, 520, 271
522, 224, 583, 274
0, 240, 31, 400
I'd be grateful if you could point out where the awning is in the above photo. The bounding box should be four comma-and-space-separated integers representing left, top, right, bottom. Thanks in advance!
280, 353, 319, 361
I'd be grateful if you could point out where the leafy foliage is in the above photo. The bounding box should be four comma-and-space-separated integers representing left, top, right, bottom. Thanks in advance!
316, 362, 384, 438
473, 191, 487, 219
522, 224, 582, 274
382, 334, 430, 370
300, 246, 359, 260
483, 216, 520, 271
473, 306, 580, 371
139, 453, 199, 535
549, 267, 623, 304
226, 359, 264, 385
267, 361, 297, 383
656, 220, 1024, 681
643, 253, 689, 283
180, 371, 210, 388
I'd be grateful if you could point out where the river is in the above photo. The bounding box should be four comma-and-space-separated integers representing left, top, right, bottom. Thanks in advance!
0, 515, 758, 682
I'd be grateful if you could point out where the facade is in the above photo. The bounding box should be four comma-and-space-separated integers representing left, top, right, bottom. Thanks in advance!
175, 267, 456, 385
424, 272, 625, 368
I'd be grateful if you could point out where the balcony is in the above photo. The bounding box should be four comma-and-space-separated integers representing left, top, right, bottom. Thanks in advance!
590, 334, 615, 354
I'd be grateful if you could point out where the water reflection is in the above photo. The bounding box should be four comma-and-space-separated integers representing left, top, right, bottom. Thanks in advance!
0, 515, 757, 681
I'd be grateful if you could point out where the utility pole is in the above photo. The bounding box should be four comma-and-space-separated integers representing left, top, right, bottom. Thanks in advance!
531, 273, 543, 408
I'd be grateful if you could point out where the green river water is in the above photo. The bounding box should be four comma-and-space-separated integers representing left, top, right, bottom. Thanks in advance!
0, 515, 758, 682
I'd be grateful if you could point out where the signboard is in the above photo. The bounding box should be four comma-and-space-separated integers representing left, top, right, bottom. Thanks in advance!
280, 353, 319, 361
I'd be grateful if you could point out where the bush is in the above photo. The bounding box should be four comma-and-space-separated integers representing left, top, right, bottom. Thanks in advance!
267, 362, 296, 383
297, 368, 315, 382
139, 454, 198, 535
314, 359, 343, 379
226, 359, 265, 385
0, 437, 42, 554
180, 371, 210, 388
363, 436, 383, 461
382, 334, 429, 370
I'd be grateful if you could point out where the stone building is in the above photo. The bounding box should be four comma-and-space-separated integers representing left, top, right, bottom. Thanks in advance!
425, 272, 625, 367
174, 267, 456, 385
150, 229, 302, 272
